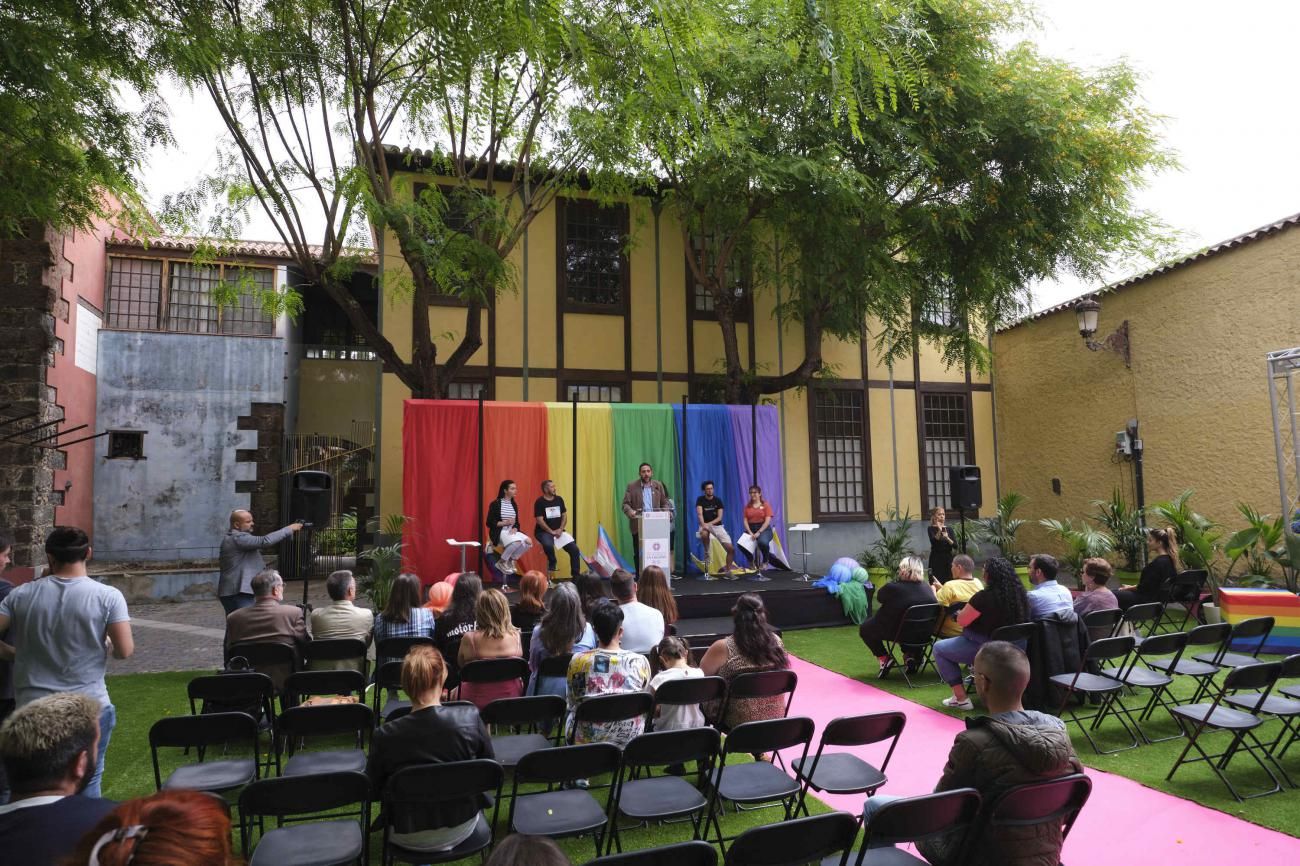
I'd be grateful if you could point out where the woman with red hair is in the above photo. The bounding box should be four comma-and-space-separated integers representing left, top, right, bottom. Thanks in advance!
424, 581, 454, 615
67, 789, 238, 865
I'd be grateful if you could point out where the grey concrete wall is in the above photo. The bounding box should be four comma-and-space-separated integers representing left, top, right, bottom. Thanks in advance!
798, 520, 992, 576
93, 331, 285, 561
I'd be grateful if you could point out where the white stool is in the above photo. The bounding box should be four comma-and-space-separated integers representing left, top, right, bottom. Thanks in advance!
446, 539, 481, 573
787, 524, 820, 582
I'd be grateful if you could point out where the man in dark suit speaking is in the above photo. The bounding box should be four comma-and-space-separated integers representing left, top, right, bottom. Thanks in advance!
621, 463, 674, 573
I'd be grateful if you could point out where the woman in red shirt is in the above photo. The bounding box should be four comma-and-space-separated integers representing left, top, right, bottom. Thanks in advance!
741, 485, 774, 570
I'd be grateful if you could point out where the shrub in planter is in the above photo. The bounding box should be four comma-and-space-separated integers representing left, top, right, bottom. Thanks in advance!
858, 507, 917, 592
1039, 518, 1113, 587
1092, 490, 1144, 573
974, 492, 1028, 566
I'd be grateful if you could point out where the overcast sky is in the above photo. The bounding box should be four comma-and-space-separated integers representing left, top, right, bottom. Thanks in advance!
142, 0, 1300, 313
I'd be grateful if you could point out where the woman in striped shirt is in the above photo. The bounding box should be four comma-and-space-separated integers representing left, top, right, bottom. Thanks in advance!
486, 479, 533, 576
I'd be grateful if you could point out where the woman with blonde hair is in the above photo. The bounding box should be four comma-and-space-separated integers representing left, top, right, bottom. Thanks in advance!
928, 507, 957, 583
458, 588, 524, 708
857, 555, 937, 676
636, 565, 678, 626
1116, 526, 1183, 610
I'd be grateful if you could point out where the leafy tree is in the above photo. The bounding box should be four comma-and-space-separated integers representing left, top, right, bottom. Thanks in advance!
156, 0, 629, 397
0, 0, 167, 236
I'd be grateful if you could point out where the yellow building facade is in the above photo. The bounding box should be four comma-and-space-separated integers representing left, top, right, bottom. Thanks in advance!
375, 162, 994, 543
993, 214, 1300, 555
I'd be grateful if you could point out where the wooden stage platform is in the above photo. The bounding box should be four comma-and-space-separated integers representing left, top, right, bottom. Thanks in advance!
669, 571, 849, 647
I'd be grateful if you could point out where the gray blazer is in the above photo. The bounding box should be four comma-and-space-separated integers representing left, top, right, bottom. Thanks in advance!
217, 526, 295, 597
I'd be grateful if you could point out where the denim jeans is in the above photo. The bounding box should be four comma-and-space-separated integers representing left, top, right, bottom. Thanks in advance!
536, 532, 583, 577
741, 526, 774, 565
86, 703, 116, 798
933, 632, 990, 686
219, 593, 255, 615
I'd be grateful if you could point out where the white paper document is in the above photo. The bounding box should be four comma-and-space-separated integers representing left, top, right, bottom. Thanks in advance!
553, 531, 575, 548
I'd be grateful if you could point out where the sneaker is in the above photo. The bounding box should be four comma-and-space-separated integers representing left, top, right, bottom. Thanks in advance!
498, 559, 516, 576
942, 696, 975, 711
876, 657, 894, 679
904, 657, 919, 675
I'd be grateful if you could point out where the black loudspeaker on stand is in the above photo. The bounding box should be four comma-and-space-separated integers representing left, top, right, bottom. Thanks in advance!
287, 470, 333, 603
948, 465, 981, 553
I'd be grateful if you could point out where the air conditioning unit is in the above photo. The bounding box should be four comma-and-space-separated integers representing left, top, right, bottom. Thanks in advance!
1115, 431, 1132, 456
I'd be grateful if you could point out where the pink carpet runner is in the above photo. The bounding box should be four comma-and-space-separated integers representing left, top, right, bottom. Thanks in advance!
782, 654, 1300, 862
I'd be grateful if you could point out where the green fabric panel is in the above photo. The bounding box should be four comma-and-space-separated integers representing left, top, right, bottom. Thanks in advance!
611, 404, 681, 567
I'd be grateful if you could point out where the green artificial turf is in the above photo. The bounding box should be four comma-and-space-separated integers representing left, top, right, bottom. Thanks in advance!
783, 626, 1300, 838
102, 671, 831, 863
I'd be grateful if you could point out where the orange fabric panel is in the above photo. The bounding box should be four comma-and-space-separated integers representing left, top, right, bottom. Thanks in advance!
481, 402, 550, 574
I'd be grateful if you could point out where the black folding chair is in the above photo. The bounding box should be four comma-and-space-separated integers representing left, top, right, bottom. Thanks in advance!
1227, 654, 1300, 761
240, 770, 370, 866
1145, 622, 1231, 705
1154, 570, 1208, 633
1049, 635, 1137, 754
375, 636, 436, 663
187, 672, 277, 771
281, 669, 368, 712
723, 811, 858, 866
303, 637, 370, 679
793, 711, 905, 817
704, 716, 815, 853
975, 774, 1092, 865
509, 742, 622, 858
481, 694, 567, 768
1099, 630, 1188, 744
880, 604, 944, 687
380, 759, 503, 866
458, 656, 529, 702
1194, 616, 1275, 670
650, 676, 727, 732
716, 670, 798, 735
150, 711, 263, 794
1116, 602, 1163, 646
606, 727, 721, 854
277, 702, 373, 776
227, 641, 300, 692
989, 622, 1036, 646
581, 840, 717, 866
569, 691, 655, 749
538, 652, 574, 681
1081, 608, 1124, 643
372, 660, 409, 722
835, 787, 982, 866
1167, 661, 1289, 801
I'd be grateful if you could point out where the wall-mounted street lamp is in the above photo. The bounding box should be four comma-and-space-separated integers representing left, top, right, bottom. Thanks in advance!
1073, 297, 1130, 367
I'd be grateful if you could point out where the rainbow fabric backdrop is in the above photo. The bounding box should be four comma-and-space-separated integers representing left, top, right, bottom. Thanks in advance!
1217, 587, 1300, 653
403, 400, 787, 582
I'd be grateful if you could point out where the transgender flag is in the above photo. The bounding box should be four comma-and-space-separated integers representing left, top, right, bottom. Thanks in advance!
587, 524, 632, 577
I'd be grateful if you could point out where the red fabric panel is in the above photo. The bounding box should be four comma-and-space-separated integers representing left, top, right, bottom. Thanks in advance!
403, 400, 481, 584
481, 402, 550, 574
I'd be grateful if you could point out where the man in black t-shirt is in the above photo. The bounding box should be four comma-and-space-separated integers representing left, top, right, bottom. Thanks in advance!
534, 480, 583, 578
694, 481, 736, 576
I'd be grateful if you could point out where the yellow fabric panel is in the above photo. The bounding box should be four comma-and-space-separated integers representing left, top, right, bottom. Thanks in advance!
546, 403, 575, 506
547, 403, 616, 555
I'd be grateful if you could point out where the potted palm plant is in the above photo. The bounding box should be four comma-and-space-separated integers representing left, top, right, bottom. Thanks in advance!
974, 492, 1029, 585
1092, 490, 1144, 585
1039, 518, 1114, 589
1149, 490, 1224, 590
358, 514, 409, 610
858, 507, 917, 593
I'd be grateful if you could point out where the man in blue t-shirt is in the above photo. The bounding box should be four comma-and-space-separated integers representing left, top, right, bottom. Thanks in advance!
0, 527, 133, 798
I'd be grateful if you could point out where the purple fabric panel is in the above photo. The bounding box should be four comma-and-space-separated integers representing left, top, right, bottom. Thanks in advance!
727, 405, 787, 554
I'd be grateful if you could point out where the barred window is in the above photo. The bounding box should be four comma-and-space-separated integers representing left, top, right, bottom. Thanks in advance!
221, 267, 276, 336
566, 383, 623, 403
167, 263, 221, 333
106, 258, 163, 329
447, 381, 487, 400
812, 390, 868, 516
689, 232, 750, 315
919, 289, 956, 328
922, 392, 970, 511
562, 199, 626, 308
108, 430, 145, 460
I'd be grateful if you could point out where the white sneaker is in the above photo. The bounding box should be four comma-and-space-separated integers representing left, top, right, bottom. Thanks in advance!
498, 559, 516, 576
942, 697, 974, 711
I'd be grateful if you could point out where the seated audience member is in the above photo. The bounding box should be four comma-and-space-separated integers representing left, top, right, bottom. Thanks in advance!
68, 789, 238, 866
424, 581, 454, 616
566, 601, 652, 746
700, 593, 789, 729
933, 554, 984, 639
433, 573, 483, 683
1115, 527, 1181, 610
367, 646, 494, 854
224, 568, 308, 690
611, 568, 666, 653
0, 526, 133, 798
374, 572, 438, 671
648, 636, 705, 731
308, 569, 374, 671
1026, 554, 1073, 619
511, 571, 548, 656
573, 572, 612, 617
636, 565, 678, 627
1074, 557, 1120, 641
458, 589, 525, 709
0, 693, 116, 866
857, 556, 938, 675
484, 833, 571, 866
528, 584, 596, 698
917, 641, 1083, 866
933, 558, 1030, 711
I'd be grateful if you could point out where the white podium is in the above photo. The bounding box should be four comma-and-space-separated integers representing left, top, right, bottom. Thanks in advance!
639, 511, 673, 575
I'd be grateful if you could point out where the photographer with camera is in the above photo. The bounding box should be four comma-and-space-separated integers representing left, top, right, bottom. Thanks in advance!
217, 510, 302, 614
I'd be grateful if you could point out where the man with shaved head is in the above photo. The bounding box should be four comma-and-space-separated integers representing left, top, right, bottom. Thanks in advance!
217, 509, 302, 614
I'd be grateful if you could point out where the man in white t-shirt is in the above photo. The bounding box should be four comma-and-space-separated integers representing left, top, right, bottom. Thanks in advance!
610, 569, 665, 653
0, 527, 133, 798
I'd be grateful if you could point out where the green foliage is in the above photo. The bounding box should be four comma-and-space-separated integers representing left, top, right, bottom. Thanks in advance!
859, 506, 917, 569
1092, 489, 1145, 572
358, 514, 409, 610
316, 510, 358, 557
974, 491, 1028, 565
1149, 490, 1224, 588
1039, 518, 1113, 580
1224, 504, 1298, 589
0, 0, 169, 236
